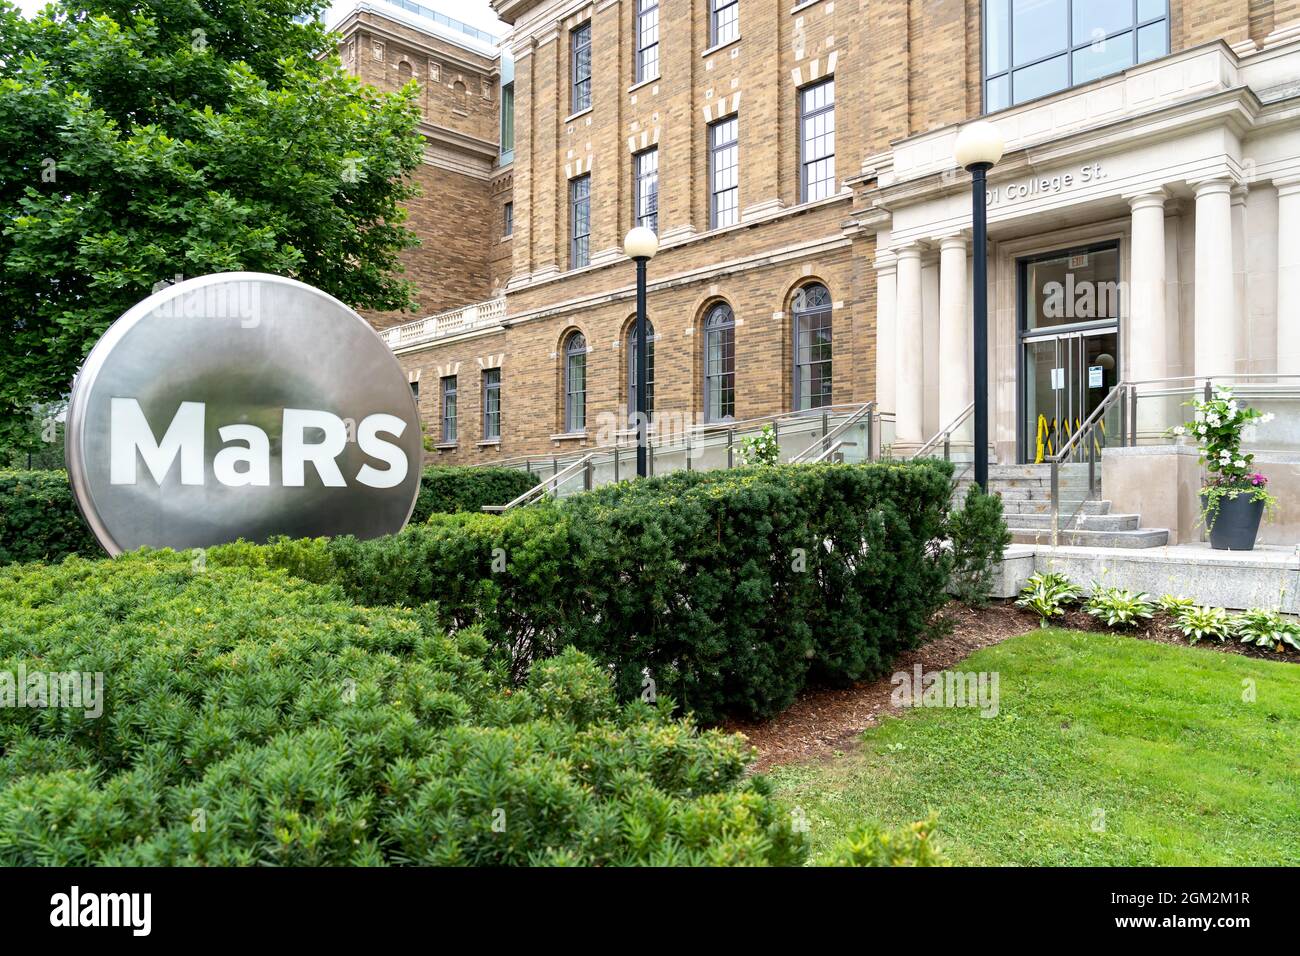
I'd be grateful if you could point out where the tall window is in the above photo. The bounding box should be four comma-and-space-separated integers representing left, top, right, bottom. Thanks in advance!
635, 0, 660, 83
709, 117, 739, 229
634, 148, 659, 233
703, 303, 736, 422
564, 332, 587, 433
503, 201, 513, 238
440, 375, 458, 443
626, 320, 656, 424
570, 175, 591, 269
793, 284, 833, 411
500, 81, 515, 157
984, 0, 1169, 111
482, 368, 501, 441
710, 0, 739, 47
800, 78, 836, 202
571, 22, 592, 113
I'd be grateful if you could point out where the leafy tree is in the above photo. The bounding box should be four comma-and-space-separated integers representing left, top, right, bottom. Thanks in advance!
0, 0, 425, 449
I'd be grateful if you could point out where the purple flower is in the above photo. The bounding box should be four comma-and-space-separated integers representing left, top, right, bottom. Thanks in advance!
1250, 472, 1268, 487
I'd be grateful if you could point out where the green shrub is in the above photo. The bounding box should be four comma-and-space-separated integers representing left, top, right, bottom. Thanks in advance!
1084, 585, 1154, 628
1232, 609, 1300, 653
215, 461, 955, 722
410, 466, 538, 522
0, 470, 99, 565
1172, 604, 1233, 644
1015, 572, 1081, 626
946, 485, 1011, 606
820, 815, 948, 867
0, 555, 806, 866
1157, 594, 1196, 615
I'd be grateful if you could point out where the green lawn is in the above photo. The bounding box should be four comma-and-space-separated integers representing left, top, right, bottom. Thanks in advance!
770, 629, 1300, 865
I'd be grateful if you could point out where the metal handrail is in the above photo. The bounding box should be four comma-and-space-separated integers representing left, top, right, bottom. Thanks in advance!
1048, 383, 1131, 547
789, 402, 876, 464
805, 439, 859, 464
910, 401, 975, 461
483, 454, 595, 512
474, 403, 874, 471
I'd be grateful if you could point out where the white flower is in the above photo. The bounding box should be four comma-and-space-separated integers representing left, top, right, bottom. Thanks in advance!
1235, 459, 1247, 468
1208, 415, 1221, 428
1227, 400, 1239, 413
1172, 426, 1185, 436
1261, 412, 1276, 425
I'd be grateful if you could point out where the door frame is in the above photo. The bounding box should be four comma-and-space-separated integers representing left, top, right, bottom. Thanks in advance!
1015, 240, 1123, 463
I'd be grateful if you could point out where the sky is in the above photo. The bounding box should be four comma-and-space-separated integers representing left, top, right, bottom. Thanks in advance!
13, 0, 509, 38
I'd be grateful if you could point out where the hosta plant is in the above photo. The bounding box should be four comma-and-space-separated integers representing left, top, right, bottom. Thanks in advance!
1016, 572, 1081, 627
1172, 604, 1233, 644
1232, 609, 1300, 653
1157, 593, 1196, 616
1085, 585, 1154, 628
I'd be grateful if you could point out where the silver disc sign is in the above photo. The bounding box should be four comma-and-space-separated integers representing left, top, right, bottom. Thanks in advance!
65, 273, 423, 556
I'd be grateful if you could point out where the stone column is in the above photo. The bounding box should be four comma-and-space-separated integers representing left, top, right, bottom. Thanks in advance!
1194, 178, 1237, 379
1127, 190, 1168, 384
874, 247, 898, 415
938, 235, 971, 440
1277, 177, 1300, 376
894, 244, 925, 445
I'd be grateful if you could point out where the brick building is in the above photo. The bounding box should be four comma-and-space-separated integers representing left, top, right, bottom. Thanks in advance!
352, 0, 1300, 508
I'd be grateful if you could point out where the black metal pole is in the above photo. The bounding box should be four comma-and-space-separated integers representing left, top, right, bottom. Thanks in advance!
970, 163, 991, 492
634, 256, 649, 478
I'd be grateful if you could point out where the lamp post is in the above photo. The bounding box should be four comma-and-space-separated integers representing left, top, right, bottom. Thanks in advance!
953, 120, 1005, 492
623, 227, 659, 478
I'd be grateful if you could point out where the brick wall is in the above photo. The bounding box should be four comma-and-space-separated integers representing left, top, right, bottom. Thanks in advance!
336, 9, 506, 328
390, 0, 1283, 465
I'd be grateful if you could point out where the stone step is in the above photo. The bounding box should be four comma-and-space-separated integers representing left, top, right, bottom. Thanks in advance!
1010, 527, 1171, 548
1005, 512, 1140, 531
997, 498, 1112, 516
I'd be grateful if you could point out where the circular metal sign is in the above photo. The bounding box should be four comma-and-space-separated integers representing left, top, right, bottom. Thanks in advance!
66, 273, 423, 556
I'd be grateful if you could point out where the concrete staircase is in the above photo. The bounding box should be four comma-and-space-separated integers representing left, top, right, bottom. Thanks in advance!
954, 464, 1170, 548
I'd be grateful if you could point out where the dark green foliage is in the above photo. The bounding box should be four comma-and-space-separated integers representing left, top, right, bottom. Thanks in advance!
0, 555, 806, 866
214, 462, 955, 722
409, 466, 538, 522
946, 485, 1012, 606
0, 467, 534, 566
0, 471, 100, 564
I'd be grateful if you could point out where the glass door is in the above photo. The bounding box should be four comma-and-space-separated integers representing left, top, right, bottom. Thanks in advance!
1018, 244, 1121, 463
1023, 330, 1118, 462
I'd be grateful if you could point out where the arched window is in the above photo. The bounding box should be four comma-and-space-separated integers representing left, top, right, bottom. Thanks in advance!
564, 332, 587, 433
703, 303, 736, 423
793, 284, 832, 410
626, 320, 655, 425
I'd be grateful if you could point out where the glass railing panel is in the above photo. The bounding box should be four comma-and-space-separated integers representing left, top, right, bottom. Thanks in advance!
775, 415, 827, 461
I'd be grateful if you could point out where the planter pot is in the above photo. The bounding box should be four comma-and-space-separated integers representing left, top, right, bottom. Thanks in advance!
1201, 491, 1265, 551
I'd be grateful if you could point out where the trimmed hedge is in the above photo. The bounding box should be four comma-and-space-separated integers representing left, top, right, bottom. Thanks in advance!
212, 461, 956, 722
0, 471, 100, 564
410, 466, 538, 522
0, 555, 806, 866
0, 466, 538, 565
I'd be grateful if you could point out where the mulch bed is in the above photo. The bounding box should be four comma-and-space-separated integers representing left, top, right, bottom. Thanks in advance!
726, 600, 1297, 772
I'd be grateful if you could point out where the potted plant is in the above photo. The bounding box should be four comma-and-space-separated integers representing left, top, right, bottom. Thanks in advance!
1170, 386, 1277, 551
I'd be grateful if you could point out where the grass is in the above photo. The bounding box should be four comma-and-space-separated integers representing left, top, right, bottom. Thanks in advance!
770, 629, 1300, 865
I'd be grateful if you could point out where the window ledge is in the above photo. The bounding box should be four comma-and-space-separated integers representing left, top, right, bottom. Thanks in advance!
434, 442, 458, 451
790, 0, 826, 14
564, 106, 593, 124
551, 432, 588, 442
702, 37, 741, 58
477, 439, 501, 447
627, 75, 660, 95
